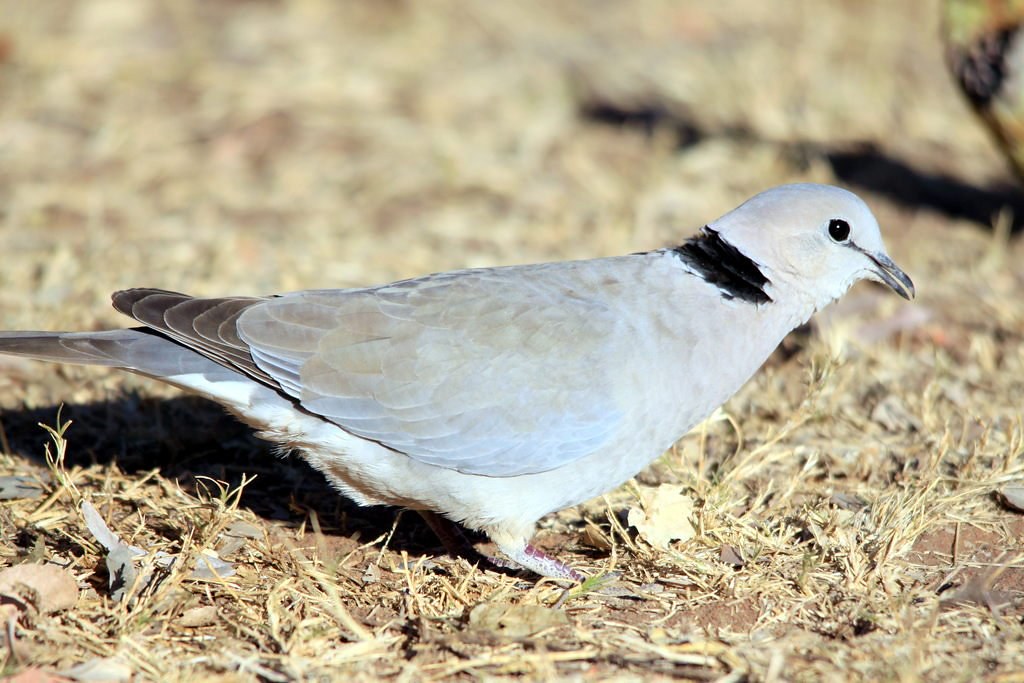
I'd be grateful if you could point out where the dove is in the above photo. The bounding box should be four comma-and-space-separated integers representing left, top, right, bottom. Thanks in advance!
0, 184, 913, 581
942, 0, 1024, 183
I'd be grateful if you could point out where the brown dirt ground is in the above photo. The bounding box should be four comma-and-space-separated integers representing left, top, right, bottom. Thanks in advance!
2, 0, 1024, 680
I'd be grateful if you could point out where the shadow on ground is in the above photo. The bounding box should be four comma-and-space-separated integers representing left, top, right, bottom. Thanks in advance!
823, 144, 1024, 230
579, 98, 1024, 230
0, 395, 456, 560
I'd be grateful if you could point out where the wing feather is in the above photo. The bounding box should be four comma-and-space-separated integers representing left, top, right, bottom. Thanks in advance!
237, 265, 626, 476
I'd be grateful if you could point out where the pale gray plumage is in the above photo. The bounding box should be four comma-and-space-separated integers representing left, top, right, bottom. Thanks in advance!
0, 183, 914, 580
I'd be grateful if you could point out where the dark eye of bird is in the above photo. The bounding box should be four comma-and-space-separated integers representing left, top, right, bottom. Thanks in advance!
828, 218, 851, 242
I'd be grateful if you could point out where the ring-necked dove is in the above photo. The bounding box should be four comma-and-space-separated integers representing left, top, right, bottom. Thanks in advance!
0, 184, 914, 580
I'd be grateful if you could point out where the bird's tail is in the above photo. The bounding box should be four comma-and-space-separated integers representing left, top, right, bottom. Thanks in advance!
0, 328, 228, 378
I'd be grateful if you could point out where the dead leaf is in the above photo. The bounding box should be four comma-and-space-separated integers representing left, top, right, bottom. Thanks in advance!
581, 521, 613, 550
191, 551, 235, 580
719, 544, 744, 567
2, 668, 72, 683
870, 394, 921, 432
939, 574, 1015, 613
104, 545, 143, 603
998, 486, 1024, 513
81, 500, 234, 602
0, 563, 78, 614
468, 602, 568, 639
217, 520, 263, 557
179, 605, 219, 628
627, 484, 696, 549
939, 553, 1020, 617
361, 563, 382, 585
830, 492, 869, 511
0, 475, 46, 500
58, 657, 132, 682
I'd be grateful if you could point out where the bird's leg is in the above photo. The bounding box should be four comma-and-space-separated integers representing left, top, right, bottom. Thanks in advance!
416, 511, 585, 581
495, 541, 586, 582
415, 510, 477, 560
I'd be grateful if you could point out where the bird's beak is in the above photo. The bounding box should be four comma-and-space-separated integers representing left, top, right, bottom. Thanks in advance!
865, 250, 915, 300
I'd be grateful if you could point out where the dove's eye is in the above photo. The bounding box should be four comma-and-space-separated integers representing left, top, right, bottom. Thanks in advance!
828, 218, 851, 242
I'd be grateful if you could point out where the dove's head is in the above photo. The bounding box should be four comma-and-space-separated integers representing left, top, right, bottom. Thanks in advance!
708, 183, 914, 311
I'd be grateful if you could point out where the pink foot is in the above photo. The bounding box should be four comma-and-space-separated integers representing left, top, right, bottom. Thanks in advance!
415, 511, 585, 581
497, 542, 586, 582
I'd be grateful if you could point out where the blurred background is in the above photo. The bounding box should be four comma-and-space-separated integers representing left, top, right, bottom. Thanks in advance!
0, 0, 1015, 320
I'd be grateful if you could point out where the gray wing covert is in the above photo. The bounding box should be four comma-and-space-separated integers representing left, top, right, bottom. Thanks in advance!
236, 269, 625, 477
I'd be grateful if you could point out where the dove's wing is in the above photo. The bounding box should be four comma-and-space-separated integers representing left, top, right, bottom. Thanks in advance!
115, 264, 628, 477
238, 266, 626, 477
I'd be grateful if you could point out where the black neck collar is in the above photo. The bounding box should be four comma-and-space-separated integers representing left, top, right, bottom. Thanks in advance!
671, 227, 772, 304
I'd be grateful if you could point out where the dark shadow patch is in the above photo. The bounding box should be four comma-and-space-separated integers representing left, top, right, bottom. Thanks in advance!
579, 100, 704, 148
577, 94, 1024, 232
0, 395, 455, 560
823, 143, 1024, 231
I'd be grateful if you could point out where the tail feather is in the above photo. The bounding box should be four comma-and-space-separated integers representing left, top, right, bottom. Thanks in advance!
111, 288, 268, 382
0, 328, 234, 378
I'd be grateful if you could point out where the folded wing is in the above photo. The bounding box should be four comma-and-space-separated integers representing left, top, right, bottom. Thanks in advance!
114, 267, 626, 477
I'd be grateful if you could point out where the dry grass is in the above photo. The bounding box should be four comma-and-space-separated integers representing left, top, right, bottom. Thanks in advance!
1, 0, 1023, 680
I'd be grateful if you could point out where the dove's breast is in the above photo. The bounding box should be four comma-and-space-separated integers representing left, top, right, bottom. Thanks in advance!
553, 251, 799, 491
